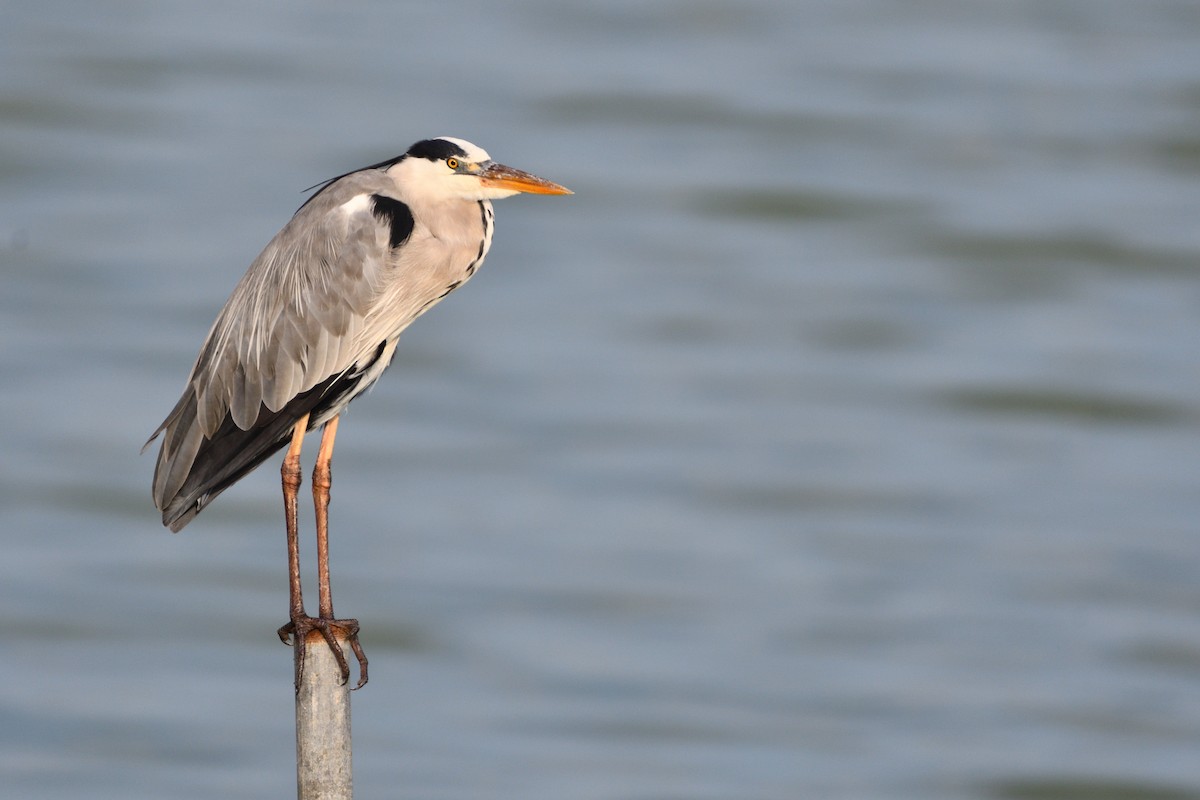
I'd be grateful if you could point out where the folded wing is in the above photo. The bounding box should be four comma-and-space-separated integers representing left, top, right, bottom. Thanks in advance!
148, 176, 406, 530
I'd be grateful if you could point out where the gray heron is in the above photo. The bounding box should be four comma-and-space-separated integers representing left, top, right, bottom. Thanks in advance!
146, 137, 571, 688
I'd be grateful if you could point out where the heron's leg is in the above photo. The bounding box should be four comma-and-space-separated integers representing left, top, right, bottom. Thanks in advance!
309, 414, 368, 689
275, 414, 358, 691
277, 415, 320, 688
282, 414, 309, 622
313, 415, 339, 619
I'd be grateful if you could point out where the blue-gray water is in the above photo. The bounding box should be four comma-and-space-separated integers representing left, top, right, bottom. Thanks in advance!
3, 2, 1200, 798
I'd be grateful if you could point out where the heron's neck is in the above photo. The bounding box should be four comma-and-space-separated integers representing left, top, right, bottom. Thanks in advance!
465, 200, 495, 277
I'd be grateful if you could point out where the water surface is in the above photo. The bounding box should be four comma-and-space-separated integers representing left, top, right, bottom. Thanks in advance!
2, 2, 1199, 798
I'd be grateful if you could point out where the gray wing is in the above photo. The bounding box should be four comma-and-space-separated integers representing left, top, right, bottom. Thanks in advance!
147, 174, 409, 530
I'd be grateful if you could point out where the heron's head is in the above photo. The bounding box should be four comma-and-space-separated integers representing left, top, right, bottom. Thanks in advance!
387, 137, 571, 202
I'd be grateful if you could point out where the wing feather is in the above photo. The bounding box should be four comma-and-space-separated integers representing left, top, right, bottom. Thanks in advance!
148, 167, 486, 529
149, 172, 401, 527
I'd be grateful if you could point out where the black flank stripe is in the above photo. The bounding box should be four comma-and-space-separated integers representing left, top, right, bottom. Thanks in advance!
163, 341, 392, 529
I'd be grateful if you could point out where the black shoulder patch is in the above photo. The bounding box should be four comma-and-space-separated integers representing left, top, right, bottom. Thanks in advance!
405, 138, 468, 162
371, 195, 415, 249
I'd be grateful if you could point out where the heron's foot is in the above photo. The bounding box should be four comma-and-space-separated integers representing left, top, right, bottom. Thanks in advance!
277, 614, 368, 692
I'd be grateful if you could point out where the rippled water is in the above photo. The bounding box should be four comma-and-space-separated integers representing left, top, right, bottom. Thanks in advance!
3, 2, 1200, 799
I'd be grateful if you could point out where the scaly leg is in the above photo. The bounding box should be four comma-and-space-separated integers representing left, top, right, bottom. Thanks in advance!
313, 415, 339, 619
312, 415, 367, 688
275, 414, 365, 691
280, 415, 308, 628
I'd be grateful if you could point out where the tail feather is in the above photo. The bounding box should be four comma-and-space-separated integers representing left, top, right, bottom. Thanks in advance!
159, 403, 301, 531
148, 339, 392, 531
149, 369, 364, 531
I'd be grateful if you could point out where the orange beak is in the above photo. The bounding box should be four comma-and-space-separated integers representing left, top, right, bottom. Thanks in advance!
479, 162, 572, 195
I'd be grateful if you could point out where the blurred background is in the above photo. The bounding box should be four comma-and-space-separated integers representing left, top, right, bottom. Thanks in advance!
2, 1, 1199, 798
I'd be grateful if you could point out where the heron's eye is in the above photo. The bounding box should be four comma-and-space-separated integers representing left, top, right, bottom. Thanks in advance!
446, 158, 459, 170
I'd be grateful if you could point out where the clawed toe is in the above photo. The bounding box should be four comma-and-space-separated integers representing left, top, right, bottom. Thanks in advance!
279, 615, 368, 692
